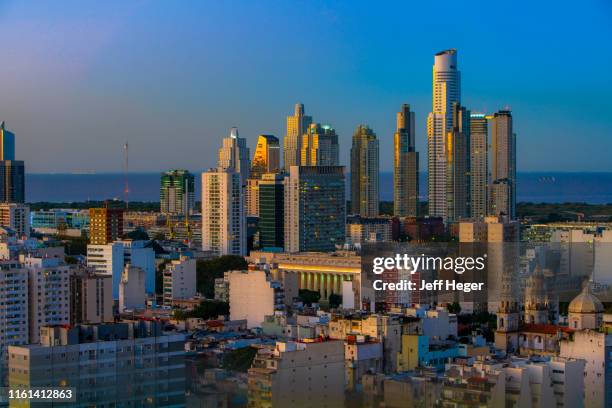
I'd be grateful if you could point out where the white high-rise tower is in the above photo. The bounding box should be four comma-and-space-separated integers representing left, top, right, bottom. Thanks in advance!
218, 127, 250, 183
427, 49, 461, 221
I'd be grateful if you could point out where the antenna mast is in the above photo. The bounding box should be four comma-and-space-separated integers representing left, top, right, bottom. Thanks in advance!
123, 142, 129, 209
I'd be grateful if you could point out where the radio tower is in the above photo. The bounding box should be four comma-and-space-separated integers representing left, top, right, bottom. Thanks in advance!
123, 142, 129, 210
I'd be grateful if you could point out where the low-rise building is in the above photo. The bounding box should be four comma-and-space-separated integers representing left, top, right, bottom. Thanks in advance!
346, 216, 393, 246
70, 268, 113, 325
396, 334, 459, 372
118, 265, 146, 312
163, 256, 196, 306
229, 269, 285, 328
344, 335, 383, 390
248, 340, 345, 407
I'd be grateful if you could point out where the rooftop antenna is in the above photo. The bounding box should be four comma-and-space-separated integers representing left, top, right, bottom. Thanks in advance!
123, 142, 129, 210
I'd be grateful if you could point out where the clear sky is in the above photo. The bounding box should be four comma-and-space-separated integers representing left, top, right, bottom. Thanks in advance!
1, 0, 611, 173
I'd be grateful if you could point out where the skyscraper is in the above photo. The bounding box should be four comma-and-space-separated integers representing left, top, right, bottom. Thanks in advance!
284, 103, 312, 169
160, 169, 195, 216
218, 127, 250, 183
284, 166, 345, 252
394, 104, 419, 217
0, 122, 15, 161
0, 123, 24, 203
201, 168, 246, 256
258, 173, 285, 249
301, 123, 339, 166
445, 103, 471, 222
247, 135, 280, 217
0, 161, 25, 203
427, 49, 461, 221
251, 135, 280, 179
470, 113, 489, 219
350, 125, 379, 217
490, 110, 516, 219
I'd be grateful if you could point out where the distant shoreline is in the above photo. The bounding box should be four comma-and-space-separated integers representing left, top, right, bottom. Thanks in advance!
25, 172, 612, 204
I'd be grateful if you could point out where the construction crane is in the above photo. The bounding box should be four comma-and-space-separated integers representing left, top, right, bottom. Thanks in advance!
562, 211, 585, 222
123, 142, 129, 210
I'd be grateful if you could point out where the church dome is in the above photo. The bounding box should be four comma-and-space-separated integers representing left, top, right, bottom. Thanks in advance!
569, 284, 604, 314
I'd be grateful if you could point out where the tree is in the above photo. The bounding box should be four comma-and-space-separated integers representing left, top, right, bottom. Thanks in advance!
124, 228, 149, 241
329, 293, 342, 309
196, 255, 248, 298
446, 302, 461, 314
174, 300, 229, 321
298, 289, 321, 306
222, 347, 258, 372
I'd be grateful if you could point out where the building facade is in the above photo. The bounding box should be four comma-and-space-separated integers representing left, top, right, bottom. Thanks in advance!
258, 173, 285, 250
490, 110, 516, 219
228, 269, 284, 328
469, 113, 488, 219
394, 104, 419, 217
8, 322, 186, 407
284, 103, 312, 170
445, 103, 471, 222
0, 122, 15, 161
89, 207, 124, 245
248, 341, 345, 408
24, 257, 71, 344
0, 203, 30, 237
218, 127, 250, 183
70, 269, 113, 326
351, 125, 379, 217
0, 160, 25, 203
427, 49, 460, 221
163, 256, 197, 306
160, 169, 195, 216
0, 261, 29, 373
251, 134, 280, 179
300, 123, 339, 166
201, 168, 246, 256
118, 265, 146, 312
86, 242, 124, 299
284, 166, 345, 253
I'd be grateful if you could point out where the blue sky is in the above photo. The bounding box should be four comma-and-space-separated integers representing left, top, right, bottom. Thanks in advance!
0, 0, 611, 173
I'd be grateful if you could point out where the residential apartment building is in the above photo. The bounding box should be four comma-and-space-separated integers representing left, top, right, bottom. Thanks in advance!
8, 321, 186, 407
163, 256, 196, 306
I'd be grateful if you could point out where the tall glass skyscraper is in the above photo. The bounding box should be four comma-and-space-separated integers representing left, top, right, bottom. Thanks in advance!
490, 110, 516, 219
445, 103, 471, 222
300, 123, 339, 166
0, 122, 15, 161
258, 173, 284, 249
160, 170, 195, 216
284, 166, 345, 252
427, 49, 461, 221
350, 125, 379, 217
470, 113, 489, 219
393, 104, 419, 217
248, 135, 280, 217
251, 135, 280, 179
0, 122, 23, 203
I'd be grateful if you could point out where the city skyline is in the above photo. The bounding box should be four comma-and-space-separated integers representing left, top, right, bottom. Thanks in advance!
0, 2, 610, 173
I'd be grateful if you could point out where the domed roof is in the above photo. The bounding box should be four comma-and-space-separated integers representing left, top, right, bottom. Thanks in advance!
569, 284, 604, 314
